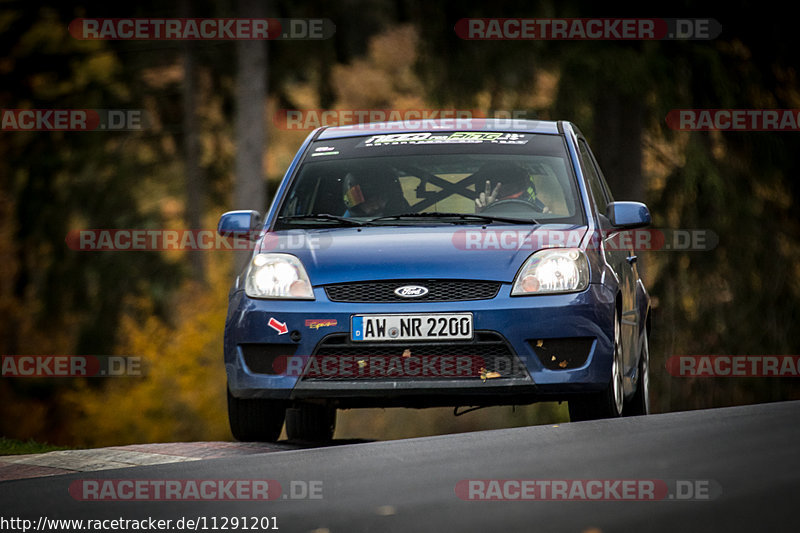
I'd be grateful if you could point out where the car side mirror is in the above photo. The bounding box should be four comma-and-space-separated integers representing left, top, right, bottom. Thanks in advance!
606, 202, 651, 229
217, 210, 263, 239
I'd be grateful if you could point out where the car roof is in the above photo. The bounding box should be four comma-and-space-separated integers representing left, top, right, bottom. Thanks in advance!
317, 118, 564, 139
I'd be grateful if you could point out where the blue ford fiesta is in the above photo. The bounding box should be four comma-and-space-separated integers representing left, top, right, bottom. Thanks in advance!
219, 119, 651, 441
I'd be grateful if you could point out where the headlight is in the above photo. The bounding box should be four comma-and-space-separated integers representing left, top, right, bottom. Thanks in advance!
245, 253, 314, 299
511, 248, 590, 295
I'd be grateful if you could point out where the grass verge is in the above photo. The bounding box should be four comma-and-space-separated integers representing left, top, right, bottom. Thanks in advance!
0, 437, 71, 456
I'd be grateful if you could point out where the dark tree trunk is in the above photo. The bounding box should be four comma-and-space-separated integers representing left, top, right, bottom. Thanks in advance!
593, 91, 644, 203
234, 0, 268, 212
234, 0, 268, 272
181, 0, 205, 282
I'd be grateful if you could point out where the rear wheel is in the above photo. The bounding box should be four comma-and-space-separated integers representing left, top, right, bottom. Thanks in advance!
227, 388, 286, 442
569, 310, 624, 422
285, 403, 336, 442
624, 328, 650, 416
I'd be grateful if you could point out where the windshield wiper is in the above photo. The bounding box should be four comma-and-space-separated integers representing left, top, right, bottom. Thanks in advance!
368, 212, 538, 225
278, 214, 371, 227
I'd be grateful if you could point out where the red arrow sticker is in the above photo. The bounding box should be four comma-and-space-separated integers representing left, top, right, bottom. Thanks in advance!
268, 317, 288, 335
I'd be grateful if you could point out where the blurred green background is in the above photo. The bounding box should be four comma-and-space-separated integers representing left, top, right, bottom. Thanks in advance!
1, 1, 798, 447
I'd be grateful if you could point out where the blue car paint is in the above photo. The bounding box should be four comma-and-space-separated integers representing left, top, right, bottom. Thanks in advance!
224, 282, 616, 399
223, 119, 649, 406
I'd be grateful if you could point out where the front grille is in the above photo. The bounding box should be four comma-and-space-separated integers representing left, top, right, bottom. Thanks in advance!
301, 332, 528, 380
324, 280, 501, 303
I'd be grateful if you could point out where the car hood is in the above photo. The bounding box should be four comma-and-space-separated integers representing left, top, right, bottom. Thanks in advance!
259, 225, 588, 285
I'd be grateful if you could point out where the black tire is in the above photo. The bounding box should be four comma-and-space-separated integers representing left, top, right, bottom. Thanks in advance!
624, 328, 650, 417
285, 404, 336, 442
569, 309, 625, 422
227, 388, 286, 442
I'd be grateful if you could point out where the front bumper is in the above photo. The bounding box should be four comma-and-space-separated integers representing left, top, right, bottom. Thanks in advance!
224, 283, 615, 406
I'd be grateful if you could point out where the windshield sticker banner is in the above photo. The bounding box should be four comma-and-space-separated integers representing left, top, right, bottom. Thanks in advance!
361, 132, 529, 146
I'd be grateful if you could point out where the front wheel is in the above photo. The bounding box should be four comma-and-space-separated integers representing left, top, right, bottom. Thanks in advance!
227, 388, 286, 442
569, 310, 624, 422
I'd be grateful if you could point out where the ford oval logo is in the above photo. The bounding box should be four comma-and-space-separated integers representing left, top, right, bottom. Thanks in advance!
394, 285, 429, 298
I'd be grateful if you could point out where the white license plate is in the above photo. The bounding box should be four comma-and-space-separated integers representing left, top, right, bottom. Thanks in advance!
351, 313, 473, 342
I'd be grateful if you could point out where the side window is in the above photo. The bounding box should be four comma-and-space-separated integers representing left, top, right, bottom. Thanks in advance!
578, 139, 609, 216
586, 144, 615, 204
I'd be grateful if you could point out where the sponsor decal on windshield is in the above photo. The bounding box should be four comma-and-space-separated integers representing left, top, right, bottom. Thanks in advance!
361, 132, 529, 146
310, 144, 341, 157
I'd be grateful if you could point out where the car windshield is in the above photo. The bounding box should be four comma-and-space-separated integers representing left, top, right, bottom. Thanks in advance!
274, 131, 584, 229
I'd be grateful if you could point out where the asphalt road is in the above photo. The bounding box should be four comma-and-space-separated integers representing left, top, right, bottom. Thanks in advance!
1, 401, 799, 533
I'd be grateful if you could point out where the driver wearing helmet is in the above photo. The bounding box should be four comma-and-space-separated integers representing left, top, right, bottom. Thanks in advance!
473, 161, 550, 213
342, 165, 408, 217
